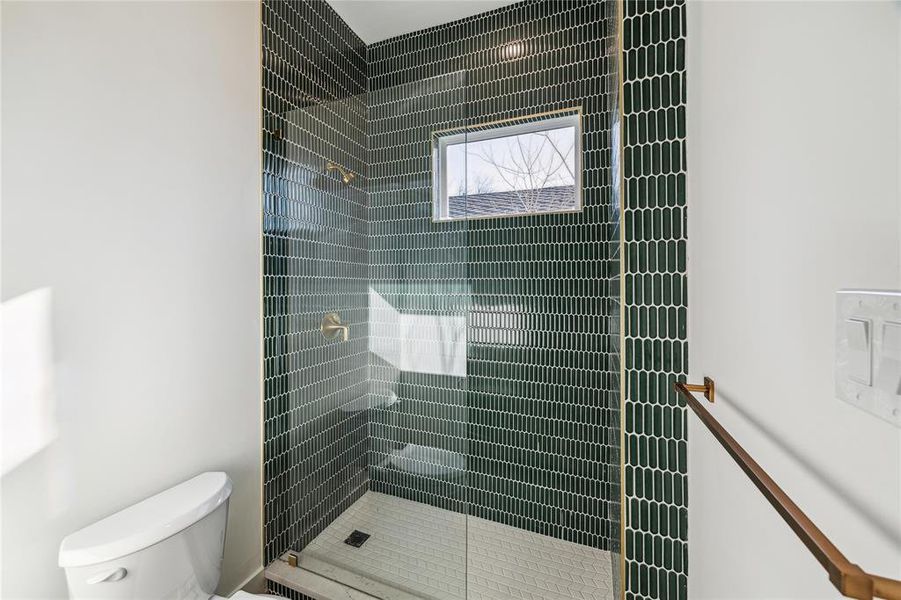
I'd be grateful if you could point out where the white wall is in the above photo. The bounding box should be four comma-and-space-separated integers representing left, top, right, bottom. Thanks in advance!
0, 2, 262, 598
687, 1, 901, 598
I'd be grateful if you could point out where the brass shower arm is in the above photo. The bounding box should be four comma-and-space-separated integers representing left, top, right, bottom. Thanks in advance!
326, 160, 355, 184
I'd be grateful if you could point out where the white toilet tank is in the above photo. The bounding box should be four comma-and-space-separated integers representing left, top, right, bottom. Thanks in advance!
58, 472, 233, 600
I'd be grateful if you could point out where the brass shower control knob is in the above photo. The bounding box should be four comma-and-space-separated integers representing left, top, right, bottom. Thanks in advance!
321, 312, 349, 342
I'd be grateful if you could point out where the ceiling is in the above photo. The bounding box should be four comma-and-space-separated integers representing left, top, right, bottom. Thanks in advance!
326, 0, 520, 45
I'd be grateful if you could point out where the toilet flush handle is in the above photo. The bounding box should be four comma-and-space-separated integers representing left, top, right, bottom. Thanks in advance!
86, 567, 127, 584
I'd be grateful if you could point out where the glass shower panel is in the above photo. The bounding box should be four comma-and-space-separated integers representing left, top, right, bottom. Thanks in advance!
262, 82, 370, 561
299, 71, 471, 600
368, 71, 470, 513
367, 71, 470, 599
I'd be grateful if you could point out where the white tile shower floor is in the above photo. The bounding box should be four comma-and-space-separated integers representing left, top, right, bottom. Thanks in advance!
271, 491, 614, 600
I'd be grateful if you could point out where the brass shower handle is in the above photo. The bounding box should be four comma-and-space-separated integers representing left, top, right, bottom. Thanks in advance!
321, 312, 349, 342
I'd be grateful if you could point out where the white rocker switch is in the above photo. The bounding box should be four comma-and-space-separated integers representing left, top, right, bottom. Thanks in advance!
845, 318, 871, 385
878, 322, 901, 396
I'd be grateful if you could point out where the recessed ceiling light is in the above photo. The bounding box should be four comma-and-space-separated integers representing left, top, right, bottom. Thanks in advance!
502, 41, 524, 60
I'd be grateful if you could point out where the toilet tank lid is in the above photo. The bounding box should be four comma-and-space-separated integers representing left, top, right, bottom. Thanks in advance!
58, 472, 233, 568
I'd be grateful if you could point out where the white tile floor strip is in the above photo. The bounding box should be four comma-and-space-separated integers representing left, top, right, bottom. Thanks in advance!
268, 491, 613, 600
267, 558, 381, 600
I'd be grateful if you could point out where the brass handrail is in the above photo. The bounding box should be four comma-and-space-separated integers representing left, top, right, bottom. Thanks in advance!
675, 378, 901, 600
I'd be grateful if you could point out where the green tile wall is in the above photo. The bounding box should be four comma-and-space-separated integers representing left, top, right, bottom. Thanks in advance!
621, 1, 689, 598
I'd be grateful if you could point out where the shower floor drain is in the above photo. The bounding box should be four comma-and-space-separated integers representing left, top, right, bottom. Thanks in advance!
343, 530, 370, 548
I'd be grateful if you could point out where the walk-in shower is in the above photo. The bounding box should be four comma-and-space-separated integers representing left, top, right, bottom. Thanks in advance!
262, 1, 622, 598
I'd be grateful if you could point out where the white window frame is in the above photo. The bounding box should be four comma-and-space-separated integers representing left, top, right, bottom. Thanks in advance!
432, 111, 583, 222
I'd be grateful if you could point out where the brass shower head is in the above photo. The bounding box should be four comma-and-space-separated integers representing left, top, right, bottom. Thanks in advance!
326, 160, 355, 184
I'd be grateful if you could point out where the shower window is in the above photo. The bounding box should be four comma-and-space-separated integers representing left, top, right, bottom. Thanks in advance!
432, 110, 582, 221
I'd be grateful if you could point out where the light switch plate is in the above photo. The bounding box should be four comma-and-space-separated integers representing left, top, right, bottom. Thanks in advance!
836, 290, 901, 427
